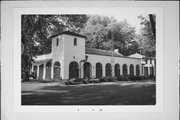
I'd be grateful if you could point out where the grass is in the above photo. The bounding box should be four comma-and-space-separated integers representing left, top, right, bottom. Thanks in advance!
21, 80, 156, 105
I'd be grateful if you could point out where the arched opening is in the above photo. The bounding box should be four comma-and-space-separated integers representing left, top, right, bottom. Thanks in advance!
96, 63, 102, 79
45, 62, 51, 80
33, 66, 37, 78
129, 64, 134, 75
144, 67, 148, 76
83, 62, 92, 78
123, 64, 128, 75
54, 61, 61, 81
115, 64, 120, 77
39, 64, 44, 79
136, 65, 140, 76
106, 63, 112, 76
150, 67, 154, 75
69, 61, 79, 79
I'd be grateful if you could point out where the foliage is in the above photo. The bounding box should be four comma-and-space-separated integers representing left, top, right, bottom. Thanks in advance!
138, 15, 156, 57
81, 15, 139, 56
116, 75, 146, 81
99, 76, 116, 82
21, 15, 88, 81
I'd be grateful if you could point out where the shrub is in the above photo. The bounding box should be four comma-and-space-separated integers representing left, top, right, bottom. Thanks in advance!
146, 74, 156, 79
99, 76, 116, 82
116, 75, 145, 81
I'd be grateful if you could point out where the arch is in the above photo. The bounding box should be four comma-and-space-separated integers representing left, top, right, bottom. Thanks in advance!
45, 62, 51, 80
69, 61, 79, 79
106, 63, 112, 76
129, 64, 134, 75
33, 66, 37, 78
39, 64, 44, 79
114, 63, 120, 77
53, 61, 61, 81
96, 62, 103, 78
122, 64, 128, 75
136, 65, 140, 76
83, 62, 92, 78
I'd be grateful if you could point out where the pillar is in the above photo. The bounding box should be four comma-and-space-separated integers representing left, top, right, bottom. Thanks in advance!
127, 64, 129, 75
43, 63, 46, 80
37, 65, 39, 78
51, 62, 54, 79
102, 64, 106, 77
112, 64, 114, 77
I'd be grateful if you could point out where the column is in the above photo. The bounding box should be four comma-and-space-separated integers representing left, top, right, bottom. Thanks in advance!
102, 64, 106, 77
81, 63, 84, 78
51, 62, 54, 80
43, 63, 46, 80
31, 65, 34, 72
37, 65, 39, 78
120, 65, 123, 75
127, 64, 129, 75
112, 64, 114, 77
92, 64, 95, 78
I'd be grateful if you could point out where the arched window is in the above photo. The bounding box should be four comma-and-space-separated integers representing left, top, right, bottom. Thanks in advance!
106, 63, 112, 76
45, 62, 51, 80
83, 62, 92, 78
123, 64, 128, 75
54, 61, 61, 81
129, 64, 134, 75
115, 64, 120, 77
96, 63, 102, 78
136, 65, 140, 76
69, 61, 79, 79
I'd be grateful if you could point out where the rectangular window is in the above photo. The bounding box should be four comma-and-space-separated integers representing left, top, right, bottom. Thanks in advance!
56, 38, 59, 46
150, 59, 152, 64
74, 38, 77, 46
146, 60, 148, 64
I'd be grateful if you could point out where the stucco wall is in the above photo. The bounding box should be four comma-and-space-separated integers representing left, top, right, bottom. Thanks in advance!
84, 54, 142, 78
63, 34, 86, 79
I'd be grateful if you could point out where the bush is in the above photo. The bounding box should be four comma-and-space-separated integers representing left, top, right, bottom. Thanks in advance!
116, 75, 145, 81
116, 75, 130, 81
146, 74, 156, 79
99, 76, 116, 82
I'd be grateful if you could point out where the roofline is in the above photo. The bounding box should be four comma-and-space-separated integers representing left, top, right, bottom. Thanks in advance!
86, 53, 141, 60
50, 31, 86, 39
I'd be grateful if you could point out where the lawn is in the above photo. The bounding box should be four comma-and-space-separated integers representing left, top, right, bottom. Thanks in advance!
21, 80, 156, 105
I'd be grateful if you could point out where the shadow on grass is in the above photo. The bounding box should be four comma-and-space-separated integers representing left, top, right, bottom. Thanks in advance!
22, 81, 156, 105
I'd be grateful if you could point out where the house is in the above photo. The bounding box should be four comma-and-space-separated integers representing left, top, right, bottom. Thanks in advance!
128, 53, 156, 76
31, 31, 153, 81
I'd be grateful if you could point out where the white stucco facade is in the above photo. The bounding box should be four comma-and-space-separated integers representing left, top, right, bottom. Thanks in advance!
31, 31, 154, 80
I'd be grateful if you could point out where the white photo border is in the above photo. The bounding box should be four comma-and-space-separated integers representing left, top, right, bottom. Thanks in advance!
13, 6, 163, 112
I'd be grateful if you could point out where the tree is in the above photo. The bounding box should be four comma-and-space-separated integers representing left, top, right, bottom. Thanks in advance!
81, 15, 138, 56
21, 15, 88, 81
138, 14, 156, 57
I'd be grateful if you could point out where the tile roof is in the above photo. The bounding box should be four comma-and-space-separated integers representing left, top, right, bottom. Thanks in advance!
85, 47, 124, 57
50, 31, 86, 39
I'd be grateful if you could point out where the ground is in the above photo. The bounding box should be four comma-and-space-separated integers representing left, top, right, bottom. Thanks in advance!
22, 80, 156, 105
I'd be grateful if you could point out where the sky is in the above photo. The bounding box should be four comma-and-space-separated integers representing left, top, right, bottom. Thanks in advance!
58, 7, 149, 34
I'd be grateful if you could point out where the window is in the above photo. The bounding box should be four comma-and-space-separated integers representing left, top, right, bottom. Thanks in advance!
56, 38, 59, 46
74, 38, 77, 46
146, 60, 148, 64
150, 59, 152, 64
